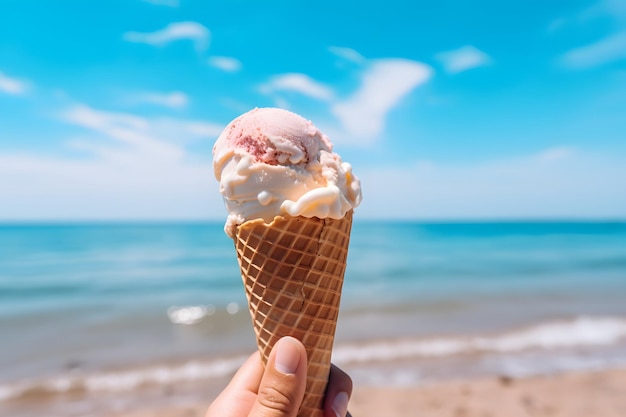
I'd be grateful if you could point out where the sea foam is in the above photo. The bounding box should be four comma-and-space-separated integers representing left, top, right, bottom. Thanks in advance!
2, 316, 626, 402
0, 356, 247, 402
331, 316, 626, 364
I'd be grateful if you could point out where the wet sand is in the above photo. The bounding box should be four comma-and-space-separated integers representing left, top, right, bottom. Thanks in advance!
107, 367, 626, 417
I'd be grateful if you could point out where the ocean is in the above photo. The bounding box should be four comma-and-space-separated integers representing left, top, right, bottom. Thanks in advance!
1, 220, 626, 416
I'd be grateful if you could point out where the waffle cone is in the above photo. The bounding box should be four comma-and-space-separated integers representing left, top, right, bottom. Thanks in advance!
234, 210, 353, 417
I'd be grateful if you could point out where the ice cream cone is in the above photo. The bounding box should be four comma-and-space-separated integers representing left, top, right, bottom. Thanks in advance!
234, 210, 353, 417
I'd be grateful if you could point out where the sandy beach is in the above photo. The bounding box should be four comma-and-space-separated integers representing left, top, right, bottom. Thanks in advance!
105, 367, 626, 417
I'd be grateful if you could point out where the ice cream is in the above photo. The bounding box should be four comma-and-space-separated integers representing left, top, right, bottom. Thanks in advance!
213, 108, 361, 417
213, 107, 361, 237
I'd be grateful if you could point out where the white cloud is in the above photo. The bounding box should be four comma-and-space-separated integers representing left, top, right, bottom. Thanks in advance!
208, 56, 242, 72
3, 143, 624, 221
328, 46, 366, 64
0, 71, 29, 95
130, 91, 189, 109
435, 45, 492, 74
535, 146, 576, 162
332, 59, 432, 140
142, 0, 179, 6
578, 0, 626, 22
356, 147, 626, 220
257, 56, 432, 144
560, 31, 626, 69
181, 121, 223, 136
549, 0, 626, 32
124, 22, 210, 51
62, 105, 183, 162
0, 104, 226, 221
260, 73, 334, 101
0, 152, 221, 221
61, 105, 222, 161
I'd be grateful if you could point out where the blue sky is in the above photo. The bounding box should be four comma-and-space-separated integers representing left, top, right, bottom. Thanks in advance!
1, 0, 625, 221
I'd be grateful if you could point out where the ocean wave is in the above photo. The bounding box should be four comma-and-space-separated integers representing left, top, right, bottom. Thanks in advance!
0, 356, 247, 403
2, 316, 626, 403
332, 316, 626, 364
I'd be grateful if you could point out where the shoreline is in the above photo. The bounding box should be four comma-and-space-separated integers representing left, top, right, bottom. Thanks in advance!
3, 314, 626, 417
103, 367, 626, 417
3, 349, 626, 416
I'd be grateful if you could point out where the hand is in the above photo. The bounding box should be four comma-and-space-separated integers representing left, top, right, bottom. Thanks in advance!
206, 336, 352, 417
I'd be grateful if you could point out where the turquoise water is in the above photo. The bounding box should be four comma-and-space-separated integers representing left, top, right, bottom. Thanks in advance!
1, 220, 626, 413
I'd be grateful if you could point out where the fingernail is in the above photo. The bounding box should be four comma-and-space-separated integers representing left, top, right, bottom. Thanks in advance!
274, 337, 301, 375
332, 391, 349, 417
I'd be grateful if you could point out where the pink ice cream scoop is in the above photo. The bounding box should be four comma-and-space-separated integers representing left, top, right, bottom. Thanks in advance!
213, 107, 362, 237
218, 107, 333, 166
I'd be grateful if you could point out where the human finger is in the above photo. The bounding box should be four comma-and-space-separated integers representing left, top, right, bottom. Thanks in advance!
205, 352, 264, 417
324, 364, 353, 417
248, 336, 308, 417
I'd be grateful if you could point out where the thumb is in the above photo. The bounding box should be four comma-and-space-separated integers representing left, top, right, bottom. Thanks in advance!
249, 336, 308, 417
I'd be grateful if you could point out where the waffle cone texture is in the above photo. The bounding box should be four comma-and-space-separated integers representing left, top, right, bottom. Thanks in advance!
234, 210, 353, 417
